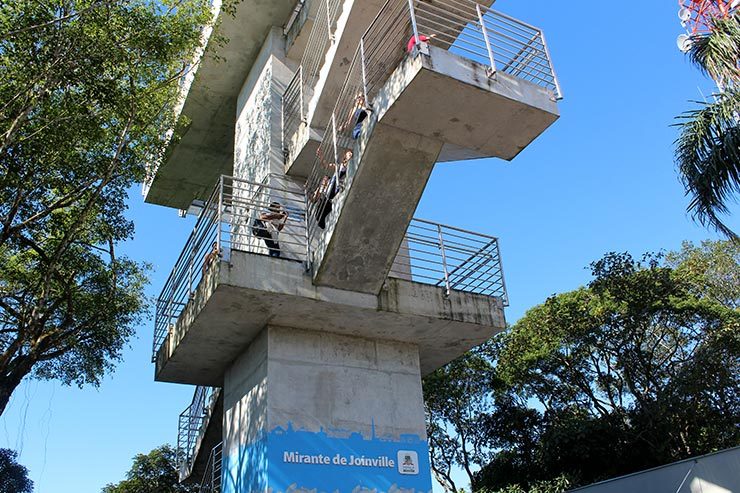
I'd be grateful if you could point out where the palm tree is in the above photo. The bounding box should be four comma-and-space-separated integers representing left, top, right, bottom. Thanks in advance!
675, 12, 740, 239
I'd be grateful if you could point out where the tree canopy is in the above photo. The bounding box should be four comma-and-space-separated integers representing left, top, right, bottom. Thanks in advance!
0, 448, 33, 493
424, 240, 740, 492
0, 0, 212, 415
102, 445, 196, 493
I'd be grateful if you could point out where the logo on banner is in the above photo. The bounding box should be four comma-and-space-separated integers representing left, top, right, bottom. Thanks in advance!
397, 450, 419, 475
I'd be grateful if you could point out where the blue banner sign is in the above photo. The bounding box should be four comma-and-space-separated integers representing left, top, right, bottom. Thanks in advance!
223, 423, 432, 493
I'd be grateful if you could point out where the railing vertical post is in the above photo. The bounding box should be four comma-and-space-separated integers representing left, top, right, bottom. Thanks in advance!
188, 241, 194, 297
437, 224, 451, 297
359, 38, 369, 104
540, 30, 562, 99
331, 113, 339, 165
407, 0, 420, 50
494, 238, 509, 306
212, 447, 218, 493
476, 4, 496, 76
298, 66, 305, 122
217, 175, 224, 254
325, 0, 332, 39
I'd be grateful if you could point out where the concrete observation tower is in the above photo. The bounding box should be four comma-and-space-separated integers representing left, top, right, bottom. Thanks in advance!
143, 0, 561, 491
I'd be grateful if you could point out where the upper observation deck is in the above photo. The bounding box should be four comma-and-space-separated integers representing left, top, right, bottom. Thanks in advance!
299, 0, 560, 293
281, 0, 502, 176
143, 0, 302, 209
151, 174, 507, 386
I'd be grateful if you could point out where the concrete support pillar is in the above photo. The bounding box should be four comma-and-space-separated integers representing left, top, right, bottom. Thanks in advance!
222, 326, 433, 493
234, 28, 295, 183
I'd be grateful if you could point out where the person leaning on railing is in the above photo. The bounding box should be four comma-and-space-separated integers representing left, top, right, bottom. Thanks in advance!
406, 33, 436, 53
342, 92, 373, 140
251, 202, 288, 258
308, 149, 353, 229
201, 241, 221, 277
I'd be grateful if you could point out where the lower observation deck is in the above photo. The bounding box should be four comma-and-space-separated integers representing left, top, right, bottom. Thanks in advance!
152, 175, 507, 386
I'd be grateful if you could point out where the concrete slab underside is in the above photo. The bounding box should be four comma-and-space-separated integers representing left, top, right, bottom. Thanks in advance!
155, 253, 505, 386
145, 0, 298, 209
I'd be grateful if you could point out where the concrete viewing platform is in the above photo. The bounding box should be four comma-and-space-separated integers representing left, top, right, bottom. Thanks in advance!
144, 0, 298, 210
309, 44, 558, 294
155, 252, 506, 387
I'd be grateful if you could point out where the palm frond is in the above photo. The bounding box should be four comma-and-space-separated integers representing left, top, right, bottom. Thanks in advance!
688, 13, 740, 88
675, 89, 740, 239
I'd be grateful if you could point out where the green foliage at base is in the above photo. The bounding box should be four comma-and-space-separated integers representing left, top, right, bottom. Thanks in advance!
424, 240, 740, 492
102, 445, 196, 493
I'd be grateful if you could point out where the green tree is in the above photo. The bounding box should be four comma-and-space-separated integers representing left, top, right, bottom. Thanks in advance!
675, 13, 740, 238
102, 445, 195, 493
425, 241, 740, 492
0, 448, 33, 493
486, 244, 740, 489
481, 476, 571, 493
423, 341, 497, 492
0, 0, 212, 415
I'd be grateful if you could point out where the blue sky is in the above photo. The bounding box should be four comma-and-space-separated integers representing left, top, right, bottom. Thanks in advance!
2, 2, 738, 492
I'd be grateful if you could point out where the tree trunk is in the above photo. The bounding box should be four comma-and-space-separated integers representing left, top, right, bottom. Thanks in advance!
0, 359, 34, 416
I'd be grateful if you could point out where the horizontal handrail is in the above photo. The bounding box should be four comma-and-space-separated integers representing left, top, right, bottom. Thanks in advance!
389, 218, 508, 304
152, 174, 307, 361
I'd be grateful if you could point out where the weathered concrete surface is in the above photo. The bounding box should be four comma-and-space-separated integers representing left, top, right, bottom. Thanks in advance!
311, 118, 442, 293
234, 31, 296, 184
306, 0, 496, 129
221, 325, 430, 493
285, 0, 318, 62
181, 390, 223, 484
378, 45, 560, 161
266, 326, 427, 439
223, 329, 268, 481
145, 2, 298, 209
155, 252, 505, 386
284, 124, 323, 178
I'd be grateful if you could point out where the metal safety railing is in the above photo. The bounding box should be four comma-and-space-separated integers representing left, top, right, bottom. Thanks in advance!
413, 0, 562, 97
152, 174, 307, 361
303, 0, 561, 257
177, 386, 219, 475
282, 0, 344, 162
198, 442, 223, 493
389, 218, 508, 304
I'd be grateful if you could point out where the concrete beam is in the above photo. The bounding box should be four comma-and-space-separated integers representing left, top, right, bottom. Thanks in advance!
155, 252, 505, 386
310, 119, 442, 293
377, 46, 560, 161
144, 0, 299, 209
284, 124, 323, 178
309, 46, 558, 294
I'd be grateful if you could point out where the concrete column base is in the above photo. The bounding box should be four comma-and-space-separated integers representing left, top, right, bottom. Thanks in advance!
222, 325, 433, 493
